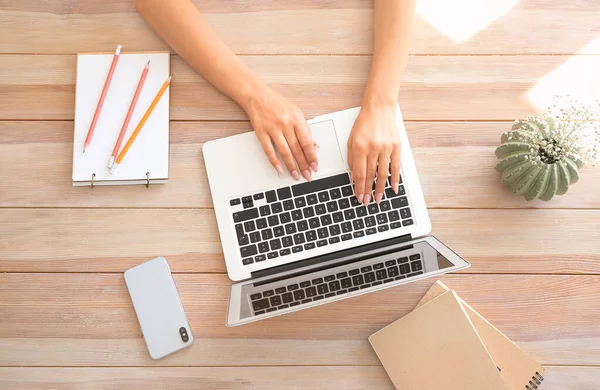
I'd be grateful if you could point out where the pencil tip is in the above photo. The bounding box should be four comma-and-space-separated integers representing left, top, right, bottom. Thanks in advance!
167, 75, 172, 82
147, 60, 150, 65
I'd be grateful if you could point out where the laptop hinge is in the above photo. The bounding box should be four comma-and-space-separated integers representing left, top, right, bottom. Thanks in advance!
251, 233, 412, 281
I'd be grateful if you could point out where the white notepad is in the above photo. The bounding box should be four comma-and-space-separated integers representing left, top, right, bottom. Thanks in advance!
72, 51, 170, 186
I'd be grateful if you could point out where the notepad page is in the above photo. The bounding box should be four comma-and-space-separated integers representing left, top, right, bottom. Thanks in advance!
73, 52, 170, 184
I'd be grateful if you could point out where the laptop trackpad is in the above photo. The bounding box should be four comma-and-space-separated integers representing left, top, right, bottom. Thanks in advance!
307, 119, 347, 177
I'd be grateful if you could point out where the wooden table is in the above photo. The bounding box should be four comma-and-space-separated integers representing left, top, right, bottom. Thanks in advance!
1, 1, 599, 389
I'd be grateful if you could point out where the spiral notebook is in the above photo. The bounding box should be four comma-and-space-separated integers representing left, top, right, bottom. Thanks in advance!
369, 281, 545, 390
72, 51, 170, 186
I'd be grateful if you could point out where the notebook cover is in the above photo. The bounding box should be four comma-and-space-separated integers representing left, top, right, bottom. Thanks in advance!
416, 281, 545, 390
72, 51, 170, 186
369, 291, 508, 390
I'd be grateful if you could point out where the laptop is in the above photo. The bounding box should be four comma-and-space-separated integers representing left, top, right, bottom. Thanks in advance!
203, 106, 470, 326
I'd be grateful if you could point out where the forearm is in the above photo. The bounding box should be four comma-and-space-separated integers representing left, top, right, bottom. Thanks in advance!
364, 0, 416, 106
134, 0, 264, 110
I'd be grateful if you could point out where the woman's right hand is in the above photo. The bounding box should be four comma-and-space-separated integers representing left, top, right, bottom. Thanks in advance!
244, 86, 318, 181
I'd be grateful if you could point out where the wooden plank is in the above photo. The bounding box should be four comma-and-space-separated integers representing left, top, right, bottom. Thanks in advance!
1, 274, 599, 366
2, 121, 600, 209
2, 54, 599, 121
1, 209, 599, 274
1, 1, 599, 55
0, 366, 597, 390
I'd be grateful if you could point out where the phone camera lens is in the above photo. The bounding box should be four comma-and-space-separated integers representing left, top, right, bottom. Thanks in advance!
179, 327, 189, 342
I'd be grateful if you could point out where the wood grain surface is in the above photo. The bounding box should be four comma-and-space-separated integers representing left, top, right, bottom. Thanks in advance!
1, 0, 599, 389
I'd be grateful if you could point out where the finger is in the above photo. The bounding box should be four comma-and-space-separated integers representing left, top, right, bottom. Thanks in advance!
375, 151, 391, 204
363, 153, 378, 206
284, 131, 312, 181
352, 150, 367, 204
390, 144, 402, 194
295, 121, 319, 173
257, 133, 284, 175
273, 134, 300, 180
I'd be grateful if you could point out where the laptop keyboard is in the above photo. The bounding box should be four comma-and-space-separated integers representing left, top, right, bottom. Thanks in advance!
250, 253, 424, 314
230, 172, 414, 266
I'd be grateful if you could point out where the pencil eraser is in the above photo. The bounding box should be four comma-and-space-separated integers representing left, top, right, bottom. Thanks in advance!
109, 162, 118, 175
107, 156, 116, 170
116, 45, 122, 55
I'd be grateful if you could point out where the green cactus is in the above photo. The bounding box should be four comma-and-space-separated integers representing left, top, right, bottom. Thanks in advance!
495, 115, 584, 201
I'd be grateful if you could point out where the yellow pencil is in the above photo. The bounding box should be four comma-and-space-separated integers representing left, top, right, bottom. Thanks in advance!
110, 76, 171, 174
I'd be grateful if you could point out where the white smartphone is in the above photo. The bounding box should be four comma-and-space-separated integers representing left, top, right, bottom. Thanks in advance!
124, 257, 194, 359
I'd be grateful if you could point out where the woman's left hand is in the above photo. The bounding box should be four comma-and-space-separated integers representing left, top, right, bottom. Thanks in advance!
347, 100, 402, 206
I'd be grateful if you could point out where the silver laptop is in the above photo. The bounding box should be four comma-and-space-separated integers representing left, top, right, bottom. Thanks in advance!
203, 106, 470, 326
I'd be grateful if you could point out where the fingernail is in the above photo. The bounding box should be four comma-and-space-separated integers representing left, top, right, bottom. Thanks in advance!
375, 193, 383, 204
275, 165, 284, 176
393, 183, 398, 194
363, 194, 371, 206
291, 170, 300, 180
310, 162, 318, 172
356, 194, 364, 203
302, 170, 312, 181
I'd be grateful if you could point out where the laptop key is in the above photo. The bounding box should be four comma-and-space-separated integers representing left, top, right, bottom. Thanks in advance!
279, 212, 291, 224
242, 196, 252, 203
315, 204, 327, 215
366, 227, 377, 235
243, 220, 256, 232
325, 293, 336, 298
235, 223, 245, 237
249, 231, 261, 243
317, 239, 328, 247
368, 203, 379, 214
297, 220, 309, 232
238, 234, 249, 246
242, 257, 254, 265
305, 230, 317, 242
332, 212, 344, 223
285, 224, 297, 235
365, 216, 376, 227
349, 287, 359, 292
306, 287, 317, 297
398, 257, 409, 263
273, 226, 285, 237
384, 278, 394, 284
378, 225, 389, 232
282, 292, 293, 303
364, 272, 376, 283
329, 236, 340, 244
380, 200, 391, 212
230, 198, 241, 206
266, 307, 277, 312
320, 214, 333, 226
360, 284, 371, 289
254, 193, 264, 200
341, 278, 352, 288
256, 218, 268, 229
399, 263, 411, 274
403, 219, 414, 226
385, 260, 397, 267
338, 198, 350, 209
341, 233, 352, 241
317, 227, 329, 239
398, 185, 405, 195
265, 190, 277, 203
292, 245, 303, 253
295, 196, 306, 208
275, 287, 286, 294
330, 188, 342, 199
300, 281, 311, 288
344, 209, 356, 220
293, 233, 305, 245
240, 244, 258, 257
294, 290, 305, 300
267, 215, 279, 227
352, 275, 364, 286
306, 194, 318, 205
271, 202, 283, 214
304, 242, 316, 250
243, 200, 254, 209
278, 304, 289, 309
376, 214, 388, 224
259, 205, 270, 216
336, 290, 348, 295
349, 269, 360, 276
350, 197, 360, 207
318, 191, 330, 202
336, 271, 348, 279
277, 187, 292, 200
252, 299, 270, 311
400, 207, 412, 219
233, 208, 259, 223
390, 222, 401, 229
372, 281, 382, 286
411, 261, 423, 272
255, 254, 266, 262
309, 217, 320, 229
329, 224, 341, 236
313, 295, 324, 301
302, 299, 312, 304
290, 301, 301, 307
408, 271, 423, 277
282, 236, 293, 248
327, 201, 338, 212
353, 230, 365, 238
324, 275, 335, 282
356, 206, 368, 217
329, 280, 341, 291
283, 200, 294, 211
267, 252, 278, 259
361, 266, 372, 272
352, 219, 364, 230
410, 254, 421, 260
258, 242, 270, 253
388, 210, 400, 222
270, 296, 282, 306
263, 290, 274, 297
288, 283, 299, 291
341, 222, 352, 233
261, 229, 273, 241
280, 248, 291, 256
317, 284, 328, 294
376, 269, 387, 280
374, 263, 384, 270
388, 266, 399, 277
291, 210, 303, 221
270, 239, 282, 250
303, 206, 315, 218
342, 185, 354, 197
391, 196, 409, 209
250, 293, 262, 300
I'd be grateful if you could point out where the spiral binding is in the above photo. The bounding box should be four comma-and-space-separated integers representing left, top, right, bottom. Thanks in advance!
525, 371, 544, 389
89, 172, 151, 188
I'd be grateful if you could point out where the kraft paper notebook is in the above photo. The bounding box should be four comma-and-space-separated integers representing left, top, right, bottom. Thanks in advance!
369, 282, 545, 390
72, 51, 170, 186
416, 281, 545, 390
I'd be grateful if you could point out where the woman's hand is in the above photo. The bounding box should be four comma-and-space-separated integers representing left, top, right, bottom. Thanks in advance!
347, 100, 401, 206
245, 86, 318, 181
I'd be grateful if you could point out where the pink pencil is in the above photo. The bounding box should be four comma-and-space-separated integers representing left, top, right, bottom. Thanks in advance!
83, 44, 122, 153
108, 60, 150, 169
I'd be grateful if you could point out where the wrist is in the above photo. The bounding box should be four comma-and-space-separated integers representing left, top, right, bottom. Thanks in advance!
362, 89, 397, 112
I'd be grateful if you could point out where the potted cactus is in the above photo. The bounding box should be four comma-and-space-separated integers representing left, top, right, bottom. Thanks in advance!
495, 100, 599, 201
